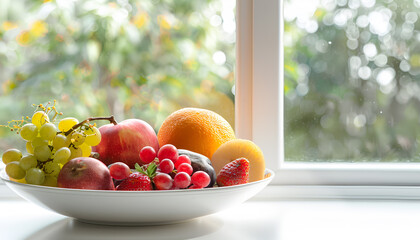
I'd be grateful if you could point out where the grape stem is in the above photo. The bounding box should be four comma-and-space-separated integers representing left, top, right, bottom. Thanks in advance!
64, 116, 117, 136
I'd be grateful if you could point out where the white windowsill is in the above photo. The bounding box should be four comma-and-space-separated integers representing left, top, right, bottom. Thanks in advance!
257, 185, 420, 200
272, 162, 420, 186
2, 196, 420, 240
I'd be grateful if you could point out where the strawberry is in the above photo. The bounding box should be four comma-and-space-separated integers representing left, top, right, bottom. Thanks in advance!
116, 172, 152, 191
116, 162, 158, 191
216, 158, 250, 186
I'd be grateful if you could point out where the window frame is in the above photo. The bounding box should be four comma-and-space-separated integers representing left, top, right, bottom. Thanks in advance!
235, 0, 420, 198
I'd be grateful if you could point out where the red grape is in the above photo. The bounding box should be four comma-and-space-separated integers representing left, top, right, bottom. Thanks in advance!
173, 172, 191, 189
157, 144, 178, 163
177, 163, 193, 175
175, 155, 191, 169
139, 146, 157, 164
191, 171, 210, 188
159, 159, 174, 174
154, 173, 173, 190
108, 162, 131, 180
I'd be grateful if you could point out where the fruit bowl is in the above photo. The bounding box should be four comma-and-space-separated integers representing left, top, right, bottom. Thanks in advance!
0, 168, 274, 225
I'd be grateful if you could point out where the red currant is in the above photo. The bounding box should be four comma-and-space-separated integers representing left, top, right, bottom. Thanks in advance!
108, 162, 131, 180
173, 172, 191, 189
139, 146, 157, 164
177, 163, 193, 175
159, 159, 174, 174
191, 171, 210, 188
175, 155, 191, 169
157, 144, 178, 163
154, 173, 173, 190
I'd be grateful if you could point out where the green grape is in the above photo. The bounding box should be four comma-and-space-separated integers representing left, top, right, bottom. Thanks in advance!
32, 137, 48, 148
2, 148, 22, 164
85, 127, 101, 146
5, 161, 26, 179
79, 143, 92, 157
39, 122, 57, 141
32, 111, 49, 128
43, 162, 61, 177
43, 176, 57, 187
25, 168, 45, 185
69, 131, 85, 146
53, 134, 70, 149
53, 147, 71, 164
58, 117, 78, 132
69, 146, 82, 160
19, 155, 37, 171
26, 142, 34, 154
20, 123, 38, 141
34, 145, 52, 162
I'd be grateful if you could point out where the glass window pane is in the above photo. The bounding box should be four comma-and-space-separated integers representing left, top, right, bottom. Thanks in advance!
284, 0, 420, 162
0, 0, 236, 154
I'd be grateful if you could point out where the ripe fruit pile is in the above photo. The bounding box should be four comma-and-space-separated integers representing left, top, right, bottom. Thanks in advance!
2, 103, 265, 191
1, 102, 107, 187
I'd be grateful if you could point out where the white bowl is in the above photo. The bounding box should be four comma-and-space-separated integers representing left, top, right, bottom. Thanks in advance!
0, 169, 273, 225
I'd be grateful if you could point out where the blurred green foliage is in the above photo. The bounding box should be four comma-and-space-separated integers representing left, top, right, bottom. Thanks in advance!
284, 0, 420, 162
0, 0, 235, 153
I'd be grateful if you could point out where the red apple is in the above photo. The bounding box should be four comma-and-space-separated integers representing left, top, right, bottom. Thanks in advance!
92, 119, 159, 168
57, 157, 114, 190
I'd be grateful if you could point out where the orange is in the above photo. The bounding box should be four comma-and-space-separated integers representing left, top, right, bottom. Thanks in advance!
157, 108, 236, 159
211, 139, 265, 182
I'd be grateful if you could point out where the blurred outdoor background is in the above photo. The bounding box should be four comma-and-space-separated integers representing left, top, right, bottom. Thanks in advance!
284, 0, 420, 162
0, 0, 236, 153
1, 0, 420, 163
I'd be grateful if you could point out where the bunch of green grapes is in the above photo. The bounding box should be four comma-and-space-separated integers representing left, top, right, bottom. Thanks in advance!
2, 111, 102, 187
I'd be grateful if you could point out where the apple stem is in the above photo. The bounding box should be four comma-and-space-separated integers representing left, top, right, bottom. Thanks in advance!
64, 115, 118, 136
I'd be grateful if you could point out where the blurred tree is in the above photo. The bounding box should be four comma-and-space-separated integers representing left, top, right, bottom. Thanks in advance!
284, 0, 420, 162
0, 0, 235, 153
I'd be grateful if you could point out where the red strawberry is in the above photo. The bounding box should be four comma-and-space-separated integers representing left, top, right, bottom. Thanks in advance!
216, 158, 250, 186
116, 172, 152, 191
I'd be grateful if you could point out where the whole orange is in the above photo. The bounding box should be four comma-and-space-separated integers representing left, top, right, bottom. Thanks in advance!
157, 108, 236, 159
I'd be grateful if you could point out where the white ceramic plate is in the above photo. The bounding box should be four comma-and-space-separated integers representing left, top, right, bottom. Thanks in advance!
0, 169, 273, 225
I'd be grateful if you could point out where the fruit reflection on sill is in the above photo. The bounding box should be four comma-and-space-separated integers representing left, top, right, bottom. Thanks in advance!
27, 215, 224, 240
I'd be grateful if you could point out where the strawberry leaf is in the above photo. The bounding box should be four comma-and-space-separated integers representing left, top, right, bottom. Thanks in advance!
134, 162, 157, 179
146, 162, 158, 179
134, 163, 147, 175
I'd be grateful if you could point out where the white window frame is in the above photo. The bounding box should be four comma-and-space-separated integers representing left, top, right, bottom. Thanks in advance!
235, 0, 420, 199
